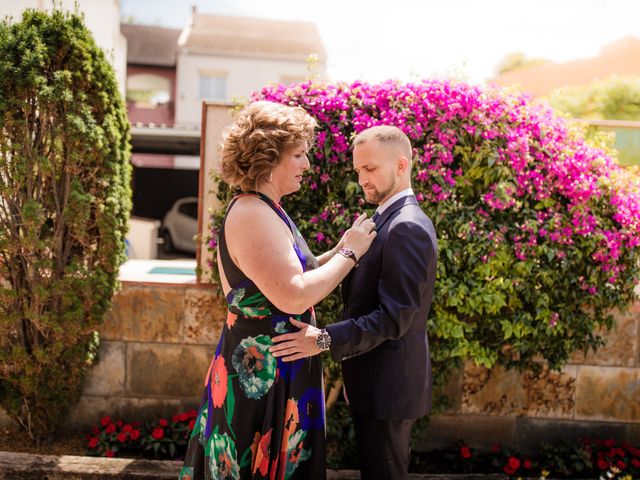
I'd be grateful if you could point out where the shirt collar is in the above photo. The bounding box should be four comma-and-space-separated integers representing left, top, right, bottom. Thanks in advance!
376, 188, 414, 215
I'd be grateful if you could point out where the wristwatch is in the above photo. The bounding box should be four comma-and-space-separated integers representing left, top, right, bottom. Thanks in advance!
338, 247, 358, 265
315, 328, 332, 351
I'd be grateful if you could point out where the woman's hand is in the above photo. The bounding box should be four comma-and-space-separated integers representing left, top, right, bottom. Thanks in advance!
342, 213, 377, 260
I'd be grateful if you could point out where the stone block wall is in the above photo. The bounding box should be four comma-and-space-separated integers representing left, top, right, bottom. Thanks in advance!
423, 301, 640, 452
1, 281, 639, 452
68, 283, 227, 427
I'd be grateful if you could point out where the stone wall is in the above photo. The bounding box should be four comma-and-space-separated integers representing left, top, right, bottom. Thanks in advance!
68, 283, 227, 427
1, 282, 639, 452
423, 301, 640, 452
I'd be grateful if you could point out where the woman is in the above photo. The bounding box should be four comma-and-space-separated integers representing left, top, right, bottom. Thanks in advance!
178, 101, 376, 480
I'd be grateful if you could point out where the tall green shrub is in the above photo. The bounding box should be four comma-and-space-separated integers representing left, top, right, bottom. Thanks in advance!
0, 9, 131, 441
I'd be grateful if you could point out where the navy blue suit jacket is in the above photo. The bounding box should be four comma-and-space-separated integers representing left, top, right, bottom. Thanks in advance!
326, 194, 437, 420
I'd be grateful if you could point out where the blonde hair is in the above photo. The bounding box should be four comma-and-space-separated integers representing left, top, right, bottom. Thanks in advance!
220, 101, 317, 191
353, 125, 412, 163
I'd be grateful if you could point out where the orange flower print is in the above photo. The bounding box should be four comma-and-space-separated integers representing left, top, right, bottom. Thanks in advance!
226, 311, 237, 328
283, 398, 299, 441
211, 356, 228, 408
250, 429, 272, 476
279, 397, 300, 473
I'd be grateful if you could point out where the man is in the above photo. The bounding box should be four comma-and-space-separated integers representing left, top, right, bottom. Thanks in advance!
270, 125, 437, 480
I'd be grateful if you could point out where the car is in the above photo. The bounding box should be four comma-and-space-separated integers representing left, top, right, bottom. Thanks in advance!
159, 197, 198, 254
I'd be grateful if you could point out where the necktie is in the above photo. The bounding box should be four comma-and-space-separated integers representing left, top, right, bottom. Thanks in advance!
371, 211, 380, 222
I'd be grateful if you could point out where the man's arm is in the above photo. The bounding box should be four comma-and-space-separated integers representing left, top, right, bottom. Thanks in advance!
270, 220, 435, 362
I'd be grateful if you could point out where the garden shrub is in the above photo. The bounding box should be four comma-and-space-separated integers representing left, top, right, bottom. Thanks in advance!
0, 9, 131, 442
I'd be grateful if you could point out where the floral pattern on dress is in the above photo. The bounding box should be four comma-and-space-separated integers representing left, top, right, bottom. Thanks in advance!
232, 335, 277, 400
177, 466, 194, 480
298, 388, 325, 430
207, 432, 240, 480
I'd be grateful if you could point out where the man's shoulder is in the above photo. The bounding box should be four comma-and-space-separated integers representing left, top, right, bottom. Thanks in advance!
390, 203, 434, 231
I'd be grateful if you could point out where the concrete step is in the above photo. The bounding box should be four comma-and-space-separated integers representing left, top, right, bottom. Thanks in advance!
0, 451, 517, 479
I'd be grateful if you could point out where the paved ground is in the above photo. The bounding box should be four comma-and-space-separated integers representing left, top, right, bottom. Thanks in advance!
0, 451, 518, 479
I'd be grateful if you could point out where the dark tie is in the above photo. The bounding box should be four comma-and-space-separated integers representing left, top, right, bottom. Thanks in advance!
371, 211, 380, 222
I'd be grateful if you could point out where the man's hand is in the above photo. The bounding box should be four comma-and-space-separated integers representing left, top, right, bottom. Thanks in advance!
269, 318, 322, 361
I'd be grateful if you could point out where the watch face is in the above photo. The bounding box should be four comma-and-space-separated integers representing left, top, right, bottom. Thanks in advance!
316, 331, 331, 350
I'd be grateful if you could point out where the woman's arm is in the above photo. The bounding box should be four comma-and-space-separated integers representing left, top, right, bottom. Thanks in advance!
225, 197, 374, 314
316, 247, 337, 266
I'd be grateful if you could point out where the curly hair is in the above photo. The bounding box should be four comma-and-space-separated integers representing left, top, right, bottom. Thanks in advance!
219, 101, 317, 191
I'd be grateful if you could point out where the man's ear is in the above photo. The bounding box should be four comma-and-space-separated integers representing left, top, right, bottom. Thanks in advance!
397, 156, 409, 175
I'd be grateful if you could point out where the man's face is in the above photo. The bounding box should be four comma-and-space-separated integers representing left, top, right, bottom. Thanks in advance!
352, 140, 398, 205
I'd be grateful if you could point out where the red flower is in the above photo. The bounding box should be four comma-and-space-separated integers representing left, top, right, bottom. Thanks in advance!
632, 458, 640, 468
122, 424, 133, 433
105, 450, 115, 458
172, 414, 181, 423
87, 437, 99, 449
523, 459, 533, 469
187, 409, 197, 418
188, 419, 196, 431
598, 459, 610, 471
604, 439, 616, 448
100, 416, 112, 427
105, 423, 116, 434
117, 432, 127, 443
159, 418, 168, 427
91, 426, 100, 435
618, 460, 627, 470
151, 427, 164, 440
211, 356, 228, 408
130, 429, 141, 441
116, 420, 123, 427
460, 446, 472, 459
507, 456, 521, 470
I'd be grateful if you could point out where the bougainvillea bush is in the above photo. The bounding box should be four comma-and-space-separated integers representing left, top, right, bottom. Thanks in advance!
209, 79, 640, 391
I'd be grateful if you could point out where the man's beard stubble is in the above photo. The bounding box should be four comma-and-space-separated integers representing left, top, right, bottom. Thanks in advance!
365, 178, 397, 205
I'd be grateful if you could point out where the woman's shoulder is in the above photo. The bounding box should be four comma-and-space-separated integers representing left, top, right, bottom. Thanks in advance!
225, 195, 281, 231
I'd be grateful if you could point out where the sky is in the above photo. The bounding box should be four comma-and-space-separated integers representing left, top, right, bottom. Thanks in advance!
120, 0, 640, 84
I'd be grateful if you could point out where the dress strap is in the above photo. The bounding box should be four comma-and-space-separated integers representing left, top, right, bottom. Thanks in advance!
217, 192, 296, 289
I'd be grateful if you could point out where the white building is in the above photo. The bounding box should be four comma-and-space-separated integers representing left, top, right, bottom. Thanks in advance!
0, 0, 127, 95
175, 9, 326, 126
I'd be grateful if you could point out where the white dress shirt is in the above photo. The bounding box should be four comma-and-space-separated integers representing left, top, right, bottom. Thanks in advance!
375, 188, 414, 216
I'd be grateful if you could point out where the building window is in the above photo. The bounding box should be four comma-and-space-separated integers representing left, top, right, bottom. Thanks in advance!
199, 74, 227, 100
126, 73, 171, 108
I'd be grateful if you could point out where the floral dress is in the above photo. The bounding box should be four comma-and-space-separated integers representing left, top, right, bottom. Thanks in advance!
178, 192, 326, 480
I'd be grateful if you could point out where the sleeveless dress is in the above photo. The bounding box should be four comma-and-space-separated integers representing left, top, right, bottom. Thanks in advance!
178, 192, 327, 480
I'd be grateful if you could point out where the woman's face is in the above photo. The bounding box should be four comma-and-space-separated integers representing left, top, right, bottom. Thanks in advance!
271, 142, 310, 196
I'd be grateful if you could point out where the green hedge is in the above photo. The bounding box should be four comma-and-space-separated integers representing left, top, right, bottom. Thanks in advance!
0, 9, 131, 442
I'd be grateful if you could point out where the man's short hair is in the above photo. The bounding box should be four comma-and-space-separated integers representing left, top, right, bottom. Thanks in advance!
353, 125, 412, 162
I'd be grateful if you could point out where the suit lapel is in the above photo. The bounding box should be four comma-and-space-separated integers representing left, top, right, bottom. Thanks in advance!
341, 195, 418, 302
375, 194, 419, 230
